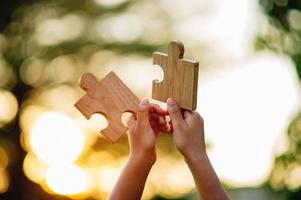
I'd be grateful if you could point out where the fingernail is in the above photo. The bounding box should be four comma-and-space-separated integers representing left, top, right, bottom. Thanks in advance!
167, 98, 175, 106
141, 98, 149, 105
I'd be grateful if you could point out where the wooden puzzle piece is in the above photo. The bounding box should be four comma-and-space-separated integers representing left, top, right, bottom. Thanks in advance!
74, 71, 140, 143
152, 41, 199, 110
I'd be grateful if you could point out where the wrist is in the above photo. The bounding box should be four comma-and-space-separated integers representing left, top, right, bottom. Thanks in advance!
129, 150, 156, 166
184, 151, 208, 164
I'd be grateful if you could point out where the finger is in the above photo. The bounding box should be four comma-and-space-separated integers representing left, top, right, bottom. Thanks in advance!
150, 112, 158, 120
150, 118, 160, 135
150, 114, 158, 129
126, 114, 136, 131
137, 98, 151, 128
166, 119, 173, 133
166, 98, 185, 128
149, 108, 169, 133
158, 115, 166, 126
168, 120, 173, 133
191, 111, 204, 124
150, 104, 169, 116
149, 114, 163, 134
154, 115, 172, 134
150, 112, 166, 126
150, 113, 167, 131
157, 120, 169, 132
162, 125, 173, 133
183, 110, 193, 119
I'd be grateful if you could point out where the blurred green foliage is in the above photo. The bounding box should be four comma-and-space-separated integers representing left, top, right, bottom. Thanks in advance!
259, 0, 301, 199
258, 0, 301, 79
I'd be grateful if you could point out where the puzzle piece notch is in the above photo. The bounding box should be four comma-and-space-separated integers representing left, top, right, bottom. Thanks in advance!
75, 71, 140, 143
152, 41, 199, 110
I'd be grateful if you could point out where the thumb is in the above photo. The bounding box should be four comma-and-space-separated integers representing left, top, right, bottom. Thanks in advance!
126, 114, 136, 132
166, 98, 185, 128
136, 98, 151, 128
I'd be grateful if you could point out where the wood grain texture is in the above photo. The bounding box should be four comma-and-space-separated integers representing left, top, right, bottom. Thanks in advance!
152, 41, 199, 110
74, 71, 140, 143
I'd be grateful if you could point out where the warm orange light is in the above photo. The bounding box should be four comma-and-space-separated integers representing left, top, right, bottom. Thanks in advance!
23, 153, 48, 184
45, 165, 92, 195
199, 52, 300, 187
149, 157, 195, 198
0, 146, 8, 170
0, 90, 18, 126
30, 112, 85, 165
0, 170, 9, 194
19, 58, 44, 86
285, 164, 301, 190
97, 167, 120, 193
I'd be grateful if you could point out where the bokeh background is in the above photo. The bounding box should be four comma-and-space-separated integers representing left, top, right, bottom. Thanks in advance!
0, 0, 301, 199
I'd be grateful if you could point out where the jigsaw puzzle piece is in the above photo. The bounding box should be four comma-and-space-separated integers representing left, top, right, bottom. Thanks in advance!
152, 41, 199, 110
152, 52, 168, 101
75, 71, 140, 143
102, 111, 127, 142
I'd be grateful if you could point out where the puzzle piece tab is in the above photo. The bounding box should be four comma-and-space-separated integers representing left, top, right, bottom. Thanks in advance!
75, 71, 140, 143
152, 41, 199, 110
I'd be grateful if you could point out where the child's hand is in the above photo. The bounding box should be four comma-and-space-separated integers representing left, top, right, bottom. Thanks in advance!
166, 98, 206, 160
111, 98, 229, 200
127, 99, 169, 164
110, 100, 169, 200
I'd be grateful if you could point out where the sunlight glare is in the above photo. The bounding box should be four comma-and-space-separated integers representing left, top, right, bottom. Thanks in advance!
45, 165, 92, 195
199, 52, 300, 187
30, 112, 84, 165
98, 167, 120, 193
23, 153, 48, 184
149, 157, 195, 198
164, 163, 195, 197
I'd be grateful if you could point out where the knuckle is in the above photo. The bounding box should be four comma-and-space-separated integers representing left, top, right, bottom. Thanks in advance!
138, 103, 149, 112
194, 112, 204, 122
170, 106, 180, 114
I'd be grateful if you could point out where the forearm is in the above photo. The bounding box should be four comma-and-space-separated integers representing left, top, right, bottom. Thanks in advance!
185, 153, 229, 200
109, 154, 155, 200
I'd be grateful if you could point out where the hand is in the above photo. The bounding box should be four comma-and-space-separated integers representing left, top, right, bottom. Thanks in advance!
166, 98, 206, 160
109, 100, 169, 200
127, 99, 169, 164
149, 103, 172, 135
